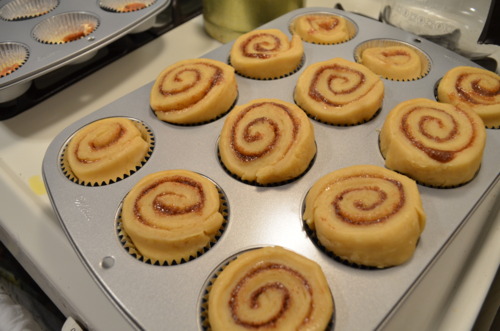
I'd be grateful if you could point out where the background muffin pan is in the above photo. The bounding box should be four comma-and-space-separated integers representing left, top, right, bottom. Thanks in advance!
42, 7, 500, 330
0, 0, 171, 103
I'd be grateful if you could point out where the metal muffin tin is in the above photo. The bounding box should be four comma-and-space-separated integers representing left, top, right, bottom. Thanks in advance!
0, 0, 171, 102
42, 7, 500, 330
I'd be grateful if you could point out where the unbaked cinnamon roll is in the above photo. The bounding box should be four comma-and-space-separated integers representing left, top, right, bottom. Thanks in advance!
360, 45, 425, 81
303, 165, 426, 268
380, 98, 486, 187
294, 57, 384, 125
218, 98, 316, 185
208, 246, 334, 331
437, 65, 500, 128
65, 117, 151, 185
291, 13, 352, 44
150, 58, 238, 124
229, 29, 304, 79
121, 169, 224, 264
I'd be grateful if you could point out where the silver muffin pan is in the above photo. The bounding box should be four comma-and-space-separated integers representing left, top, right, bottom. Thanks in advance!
42, 7, 500, 330
0, 0, 170, 102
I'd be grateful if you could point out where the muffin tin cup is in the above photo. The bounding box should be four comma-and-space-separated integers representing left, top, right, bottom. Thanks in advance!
99, 0, 157, 13
59, 117, 155, 187
32, 12, 100, 44
42, 7, 500, 331
198, 245, 336, 330
0, 0, 59, 21
0, 41, 31, 102
116, 183, 229, 266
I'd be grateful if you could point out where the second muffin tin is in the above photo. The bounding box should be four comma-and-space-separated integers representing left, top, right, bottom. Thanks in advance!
0, 0, 171, 103
42, 7, 500, 330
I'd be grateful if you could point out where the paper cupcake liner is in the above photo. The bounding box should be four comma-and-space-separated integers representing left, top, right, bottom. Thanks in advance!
0, 0, 58, 21
228, 55, 305, 81
98, 0, 156, 13
116, 186, 229, 266
32, 11, 99, 44
289, 11, 357, 45
354, 39, 431, 81
387, 167, 480, 189
301, 218, 378, 270
60, 118, 155, 187
216, 142, 317, 187
198, 249, 241, 330
0, 42, 29, 78
199, 246, 336, 330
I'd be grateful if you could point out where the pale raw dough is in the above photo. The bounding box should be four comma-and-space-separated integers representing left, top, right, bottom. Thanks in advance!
230, 29, 303, 79
292, 13, 350, 44
208, 246, 333, 331
361, 45, 423, 80
294, 57, 384, 125
438, 65, 500, 128
380, 98, 486, 187
218, 98, 316, 184
121, 169, 224, 264
66, 117, 149, 184
303, 164, 426, 268
150, 58, 237, 124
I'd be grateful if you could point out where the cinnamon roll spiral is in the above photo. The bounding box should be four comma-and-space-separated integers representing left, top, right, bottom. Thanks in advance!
121, 170, 224, 264
303, 165, 426, 268
150, 58, 238, 124
208, 246, 333, 331
360, 44, 425, 81
65, 117, 150, 185
230, 29, 304, 79
380, 98, 486, 187
292, 13, 352, 44
218, 98, 316, 185
294, 57, 384, 125
437, 66, 500, 128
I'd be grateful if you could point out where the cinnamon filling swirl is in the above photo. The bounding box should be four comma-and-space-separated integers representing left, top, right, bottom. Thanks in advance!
208, 246, 333, 331
219, 98, 316, 185
150, 58, 237, 124
121, 170, 224, 264
294, 57, 384, 125
303, 165, 426, 268
380, 98, 486, 187
229, 29, 304, 79
438, 66, 500, 128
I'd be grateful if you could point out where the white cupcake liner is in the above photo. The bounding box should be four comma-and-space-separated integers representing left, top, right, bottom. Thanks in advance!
0, 42, 32, 102
0, 0, 58, 21
32, 11, 99, 44
98, 0, 157, 13
0, 42, 29, 78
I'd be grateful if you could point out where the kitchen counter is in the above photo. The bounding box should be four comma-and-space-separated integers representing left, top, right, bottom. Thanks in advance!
0, 1, 498, 330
